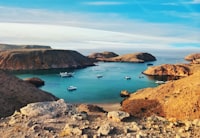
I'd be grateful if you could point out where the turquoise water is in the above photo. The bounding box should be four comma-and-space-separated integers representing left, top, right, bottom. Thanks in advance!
15, 53, 188, 104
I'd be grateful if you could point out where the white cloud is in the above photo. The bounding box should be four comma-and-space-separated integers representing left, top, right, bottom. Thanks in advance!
0, 6, 199, 51
191, 0, 200, 4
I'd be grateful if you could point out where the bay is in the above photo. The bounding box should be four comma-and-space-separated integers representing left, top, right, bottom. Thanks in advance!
15, 51, 189, 104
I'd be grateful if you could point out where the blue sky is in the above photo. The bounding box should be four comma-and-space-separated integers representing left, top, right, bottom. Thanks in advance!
0, 0, 200, 51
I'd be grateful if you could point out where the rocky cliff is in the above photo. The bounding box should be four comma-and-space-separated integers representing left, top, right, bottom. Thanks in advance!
185, 53, 200, 64
0, 49, 94, 71
89, 52, 156, 63
143, 64, 191, 77
122, 65, 200, 120
0, 70, 58, 118
0, 43, 51, 50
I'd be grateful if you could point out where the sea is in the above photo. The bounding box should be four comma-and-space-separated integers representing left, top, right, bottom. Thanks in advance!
15, 49, 194, 104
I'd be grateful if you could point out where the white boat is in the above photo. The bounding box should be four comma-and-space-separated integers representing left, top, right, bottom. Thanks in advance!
67, 86, 77, 91
125, 76, 131, 80
97, 74, 103, 78
60, 72, 74, 77
155, 80, 165, 84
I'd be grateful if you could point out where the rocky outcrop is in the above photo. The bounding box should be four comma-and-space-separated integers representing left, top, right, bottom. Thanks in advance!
185, 53, 200, 64
0, 43, 51, 50
88, 52, 156, 63
143, 64, 191, 77
24, 77, 45, 87
120, 90, 130, 97
106, 52, 156, 63
0, 70, 58, 117
88, 51, 119, 61
0, 49, 94, 71
121, 69, 200, 120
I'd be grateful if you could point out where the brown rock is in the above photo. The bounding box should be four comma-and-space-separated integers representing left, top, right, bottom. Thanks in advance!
105, 52, 156, 63
0, 70, 58, 118
121, 69, 200, 120
77, 104, 106, 114
0, 49, 94, 71
24, 77, 45, 87
120, 90, 130, 97
185, 53, 200, 64
143, 64, 191, 77
88, 51, 119, 61
185, 53, 200, 60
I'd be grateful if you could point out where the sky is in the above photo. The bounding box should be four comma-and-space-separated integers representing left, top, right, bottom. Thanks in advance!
0, 0, 200, 52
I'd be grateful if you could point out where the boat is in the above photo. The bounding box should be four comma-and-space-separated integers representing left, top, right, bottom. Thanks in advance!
60, 72, 74, 77
155, 80, 165, 84
67, 86, 77, 91
147, 63, 153, 66
125, 76, 131, 80
97, 74, 103, 78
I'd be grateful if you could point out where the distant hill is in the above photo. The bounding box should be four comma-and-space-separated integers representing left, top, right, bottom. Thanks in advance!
88, 52, 156, 63
0, 43, 51, 50
0, 49, 94, 71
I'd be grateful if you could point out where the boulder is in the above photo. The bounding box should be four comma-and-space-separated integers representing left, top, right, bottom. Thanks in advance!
0, 49, 94, 71
0, 70, 58, 118
120, 90, 130, 97
20, 99, 75, 118
107, 111, 130, 122
97, 123, 113, 136
143, 64, 191, 77
24, 77, 45, 87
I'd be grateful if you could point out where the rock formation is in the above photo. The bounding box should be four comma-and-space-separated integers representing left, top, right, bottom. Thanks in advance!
143, 64, 191, 77
24, 77, 45, 87
0, 43, 51, 50
107, 52, 156, 63
121, 69, 200, 120
185, 53, 200, 64
0, 70, 58, 117
0, 49, 94, 71
88, 51, 119, 61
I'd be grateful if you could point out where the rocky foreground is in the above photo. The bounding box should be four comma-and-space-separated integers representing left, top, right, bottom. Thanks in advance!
0, 99, 200, 138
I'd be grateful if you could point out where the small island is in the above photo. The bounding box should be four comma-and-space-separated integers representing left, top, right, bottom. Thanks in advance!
88, 52, 156, 63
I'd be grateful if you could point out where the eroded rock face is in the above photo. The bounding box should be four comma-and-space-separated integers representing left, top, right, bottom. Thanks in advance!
143, 64, 191, 77
0, 49, 94, 71
0, 70, 58, 117
185, 53, 200, 64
